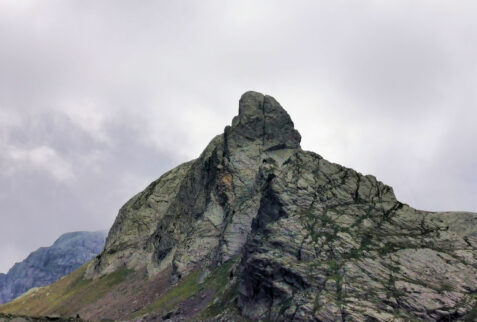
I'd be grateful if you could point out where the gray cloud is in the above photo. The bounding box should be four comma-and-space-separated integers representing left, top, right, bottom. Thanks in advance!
0, 0, 476, 272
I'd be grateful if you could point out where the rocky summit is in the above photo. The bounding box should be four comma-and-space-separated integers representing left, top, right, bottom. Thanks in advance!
1, 92, 476, 321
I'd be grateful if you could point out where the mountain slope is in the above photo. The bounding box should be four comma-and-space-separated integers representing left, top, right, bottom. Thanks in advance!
0, 231, 106, 304
1, 92, 476, 321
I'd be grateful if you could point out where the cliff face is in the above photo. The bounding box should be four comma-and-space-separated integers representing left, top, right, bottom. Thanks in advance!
0, 231, 106, 304
86, 92, 302, 281
2, 92, 476, 321
86, 91, 477, 321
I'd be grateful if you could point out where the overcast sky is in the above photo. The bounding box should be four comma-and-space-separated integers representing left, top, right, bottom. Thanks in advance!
0, 0, 476, 273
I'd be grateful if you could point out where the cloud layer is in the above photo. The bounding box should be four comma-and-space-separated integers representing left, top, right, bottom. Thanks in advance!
0, 0, 476, 272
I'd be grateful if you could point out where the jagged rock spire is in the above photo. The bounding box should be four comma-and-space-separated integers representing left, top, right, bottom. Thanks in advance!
228, 91, 301, 151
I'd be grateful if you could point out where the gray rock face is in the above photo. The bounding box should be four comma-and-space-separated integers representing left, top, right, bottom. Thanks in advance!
88, 91, 477, 321
0, 231, 106, 304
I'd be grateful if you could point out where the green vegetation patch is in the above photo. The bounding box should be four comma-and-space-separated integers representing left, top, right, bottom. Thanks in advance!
465, 302, 477, 322
137, 270, 201, 315
57, 266, 132, 310
137, 258, 238, 318
200, 280, 238, 319
202, 258, 236, 292
199, 259, 238, 318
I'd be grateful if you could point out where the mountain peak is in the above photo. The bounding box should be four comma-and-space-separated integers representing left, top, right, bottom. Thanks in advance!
237, 91, 264, 116
3, 93, 476, 321
229, 91, 301, 151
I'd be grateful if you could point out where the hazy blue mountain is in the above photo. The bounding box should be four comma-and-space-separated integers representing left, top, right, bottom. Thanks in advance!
0, 231, 106, 304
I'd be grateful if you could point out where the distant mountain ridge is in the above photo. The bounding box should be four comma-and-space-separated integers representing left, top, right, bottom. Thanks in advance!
0, 231, 106, 304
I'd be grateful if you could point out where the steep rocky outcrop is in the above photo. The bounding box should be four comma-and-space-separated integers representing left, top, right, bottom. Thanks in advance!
0, 231, 106, 304
1, 92, 476, 321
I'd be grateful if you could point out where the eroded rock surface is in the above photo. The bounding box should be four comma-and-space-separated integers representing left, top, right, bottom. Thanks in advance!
85, 91, 477, 321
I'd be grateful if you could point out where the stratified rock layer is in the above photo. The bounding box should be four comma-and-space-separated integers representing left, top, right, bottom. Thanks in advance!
0, 231, 106, 304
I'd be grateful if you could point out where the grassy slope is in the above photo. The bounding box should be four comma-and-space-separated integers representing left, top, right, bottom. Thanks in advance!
0, 258, 242, 321
0, 263, 132, 317
130, 258, 239, 320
